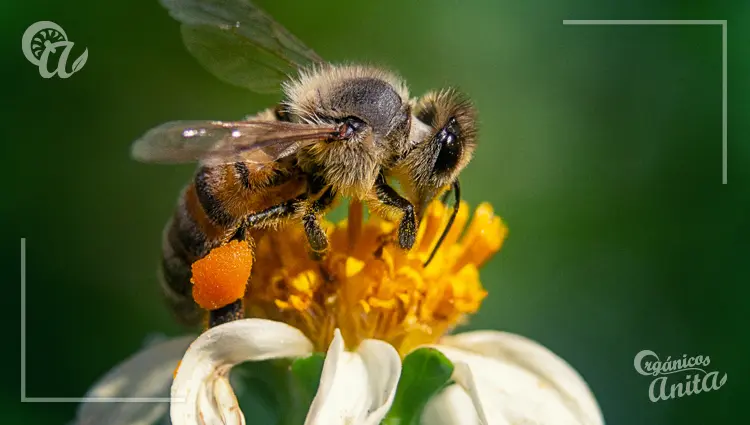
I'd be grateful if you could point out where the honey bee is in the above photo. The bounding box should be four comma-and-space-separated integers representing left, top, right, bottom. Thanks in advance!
132, 0, 478, 327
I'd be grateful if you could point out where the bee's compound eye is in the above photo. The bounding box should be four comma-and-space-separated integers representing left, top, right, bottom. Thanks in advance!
434, 117, 462, 174
338, 116, 366, 139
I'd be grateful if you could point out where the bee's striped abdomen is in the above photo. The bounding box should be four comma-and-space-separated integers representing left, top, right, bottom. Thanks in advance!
160, 219, 202, 325
159, 174, 240, 325
158, 158, 307, 326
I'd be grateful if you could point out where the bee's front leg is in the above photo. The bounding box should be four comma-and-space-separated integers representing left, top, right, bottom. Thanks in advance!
370, 174, 417, 250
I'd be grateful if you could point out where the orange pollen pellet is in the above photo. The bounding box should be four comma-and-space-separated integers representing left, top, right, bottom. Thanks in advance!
191, 240, 253, 310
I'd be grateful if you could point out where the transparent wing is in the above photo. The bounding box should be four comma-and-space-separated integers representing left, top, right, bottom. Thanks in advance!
131, 120, 339, 167
160, 0, 324, 93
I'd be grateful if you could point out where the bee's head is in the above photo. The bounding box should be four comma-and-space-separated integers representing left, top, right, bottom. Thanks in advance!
398, 89, 477, 215
283, 65, 411, 195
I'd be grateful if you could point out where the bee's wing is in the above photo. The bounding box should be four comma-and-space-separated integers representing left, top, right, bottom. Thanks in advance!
160, 0, 324, 94
132, 120, 338, 167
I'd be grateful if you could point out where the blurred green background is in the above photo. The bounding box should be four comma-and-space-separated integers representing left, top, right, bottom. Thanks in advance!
2, 0, 748, 423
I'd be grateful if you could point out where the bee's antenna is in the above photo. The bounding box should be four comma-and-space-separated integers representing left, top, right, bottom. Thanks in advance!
440, 186, 452, 204
423, 180, 461, 267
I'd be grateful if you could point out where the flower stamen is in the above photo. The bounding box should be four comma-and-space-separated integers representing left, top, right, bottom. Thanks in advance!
243, 199, 507, 356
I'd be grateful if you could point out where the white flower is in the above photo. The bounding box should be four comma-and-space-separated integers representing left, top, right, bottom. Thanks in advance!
73, 319, 603, 425
74, 200, 603, 424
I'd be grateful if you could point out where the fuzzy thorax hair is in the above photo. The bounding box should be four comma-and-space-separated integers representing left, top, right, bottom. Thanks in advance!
281, 64, 413, 197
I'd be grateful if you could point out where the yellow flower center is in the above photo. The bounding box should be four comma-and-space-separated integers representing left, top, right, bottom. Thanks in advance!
245, 199, 507, 355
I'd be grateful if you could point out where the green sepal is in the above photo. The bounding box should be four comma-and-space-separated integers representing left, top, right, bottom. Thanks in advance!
382, 348, 455, 425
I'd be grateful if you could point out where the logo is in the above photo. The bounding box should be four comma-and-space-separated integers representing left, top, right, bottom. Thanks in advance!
634, 349, 727, 402
22, 21, 88, 79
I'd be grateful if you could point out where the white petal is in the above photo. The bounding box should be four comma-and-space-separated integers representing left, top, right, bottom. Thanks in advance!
304, 329, 401, 425
422, 331, 604, 425
451, 361, 490, 425
74, 336, 193, 425
419, 382, 479, 425
449, 331, 603, 425
171, 319, 314, 425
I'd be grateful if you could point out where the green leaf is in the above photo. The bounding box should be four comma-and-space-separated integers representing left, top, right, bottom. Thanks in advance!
382, 348, 455, 425
71, 48, 88, 73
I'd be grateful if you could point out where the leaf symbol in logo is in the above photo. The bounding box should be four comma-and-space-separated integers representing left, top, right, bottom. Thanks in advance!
71, 48, 88, 73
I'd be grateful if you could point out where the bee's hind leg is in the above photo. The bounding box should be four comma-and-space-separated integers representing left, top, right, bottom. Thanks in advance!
209, 299, 245, 328
206, 198, 302, 329
204, 188, 337, 327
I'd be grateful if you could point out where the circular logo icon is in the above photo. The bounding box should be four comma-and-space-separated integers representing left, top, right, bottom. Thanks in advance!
22, 21, 68, 65
22, 21, 87, 79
